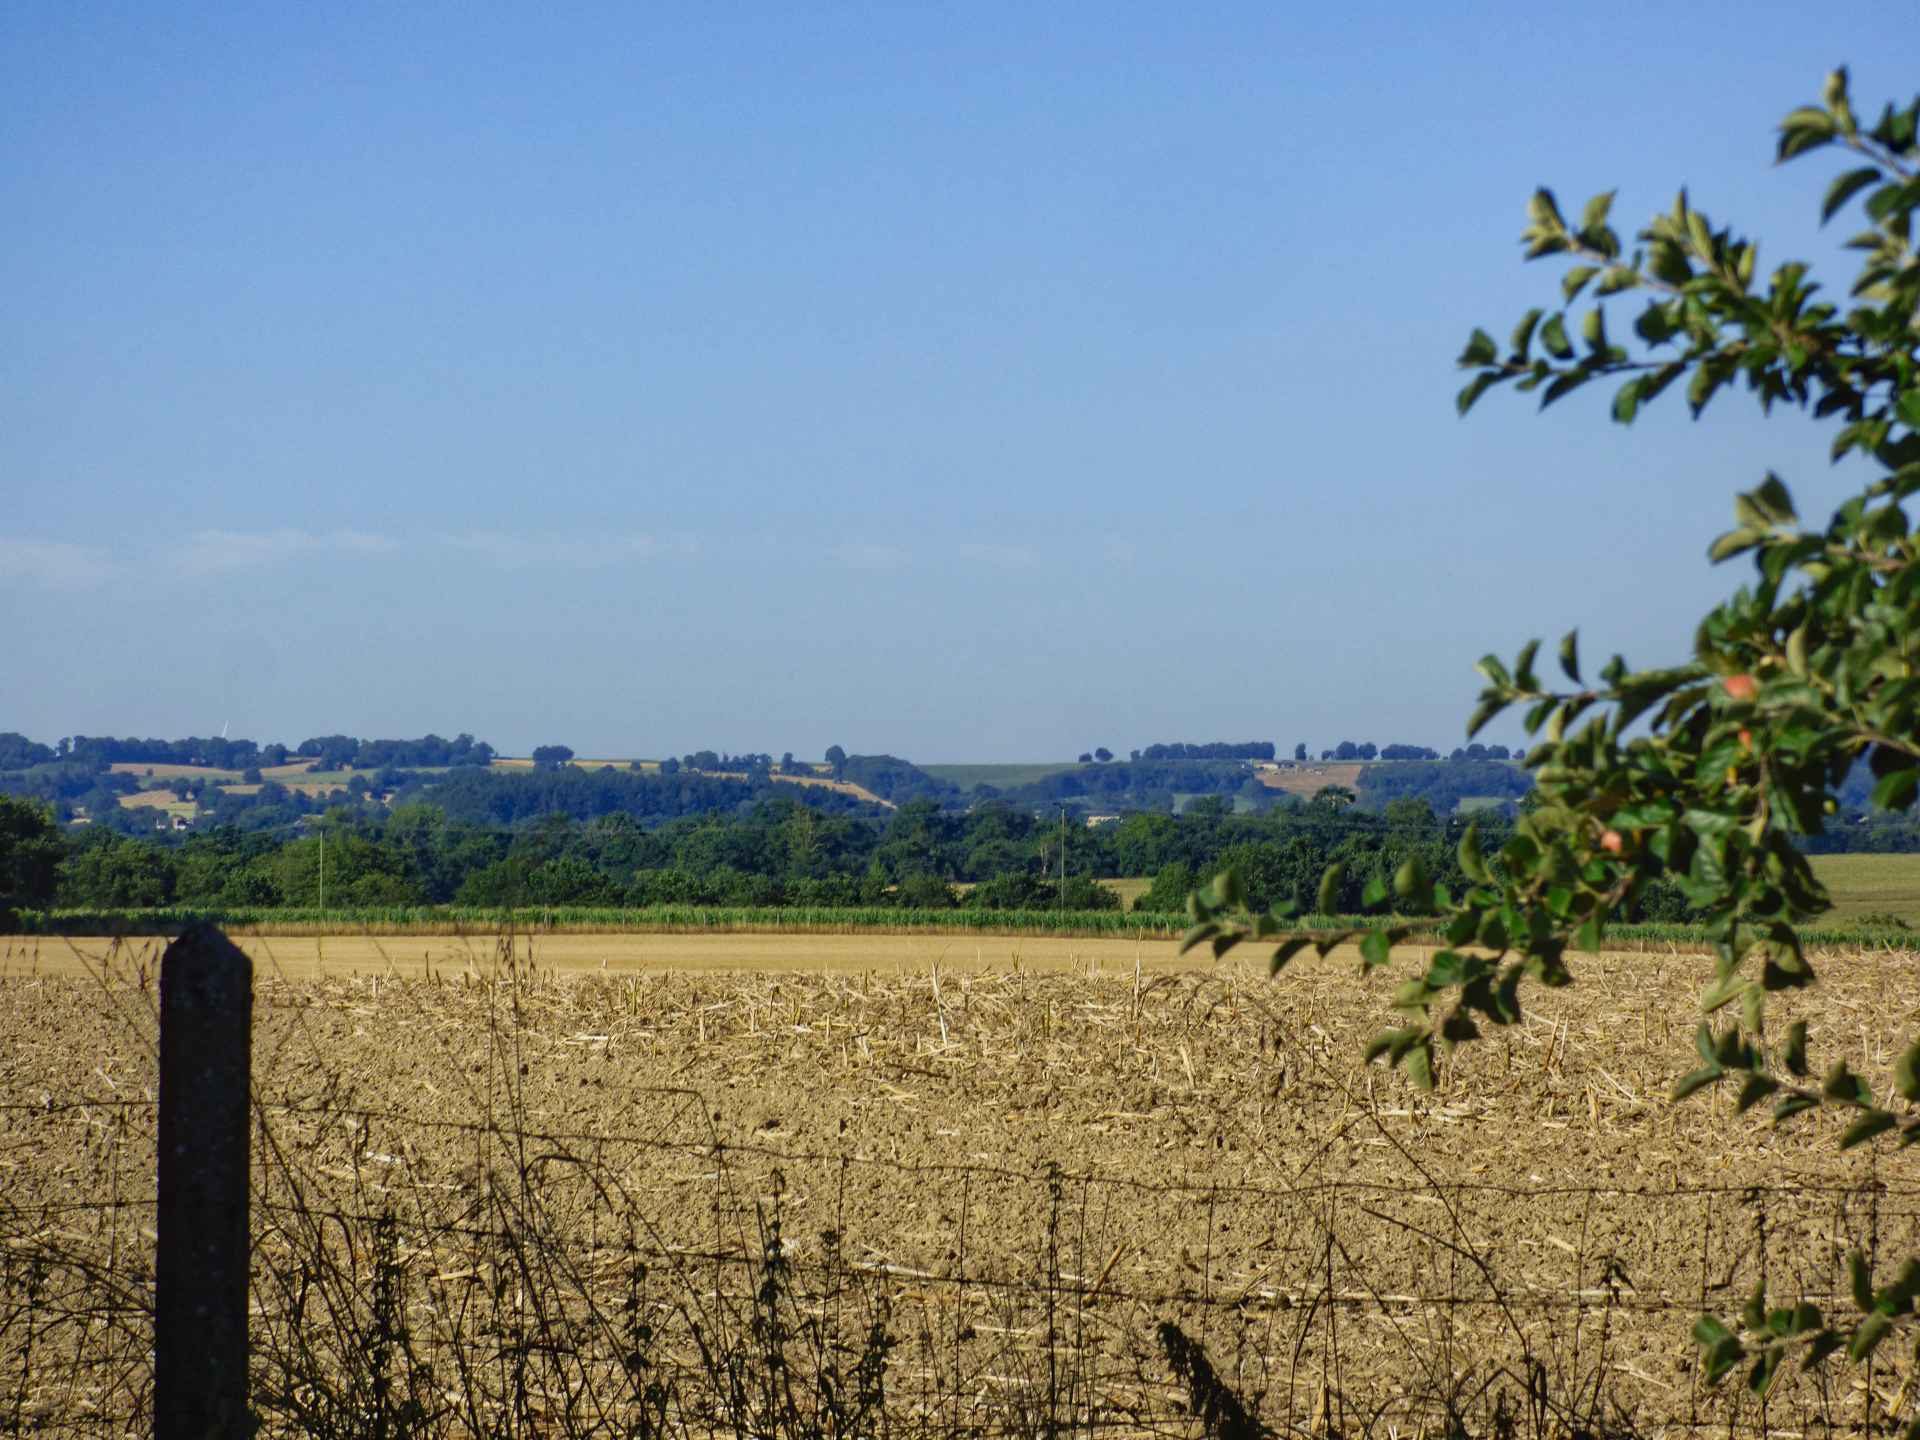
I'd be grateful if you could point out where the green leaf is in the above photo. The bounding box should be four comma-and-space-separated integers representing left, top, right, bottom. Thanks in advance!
1749, 473, 1797, 523
1212, 868, 1245, 910
1459, 328, 1498, 366
1877, 1258, 1920, 1312
1852, 1251, 1875, 1312
1870, 769, 1920, 812
1178, 922, 1220, 956
1741, 1280, 1768, 1334
1510, 309, 1542, 358
1826, 1060, 1874, 1106
1405, 1042, 1435, 1092
1475, 909, 1508, 951
1776, 111, 1835, 163
1693, 1314, 1733, 1348
1747, 1348, 1783, 1399
1736, 1074, 1779, 1113
1822, 166, 1882, 223
1360, 875, 1388, 910
1595, 265, 1640, 296
1457, 371, 1502, 416
1580, 306, 1607, 353
1897, 1041, 1920, 1102
1425, 951, 1476, 987
1849, 1311, 1893, 1362
1393, 855, 1434, 912
1271, 937, 1313, 975
1672, 1067, 1726, 1100
1774, 1095, 1820, 1123
1439, 1007, 1480, 1049
1701, 972, 1751, 1013
1703, 1335, 1745, 1386
1802, 1330, 1843, 1370
1561, 265, 1599, 302
1316, 862, 1347, 917
1709, 528, 1766, 563
1457, 823, 1491, 884
1783, 1020, 1809, 1077
1558, 629, 1581, 684
1359, 930, 1392, 969
1539, 313, 1573, 360
1840, 1111, 1898, 1150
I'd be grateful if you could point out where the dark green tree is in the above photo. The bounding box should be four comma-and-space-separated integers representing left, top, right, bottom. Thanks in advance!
0, 795, 62, 926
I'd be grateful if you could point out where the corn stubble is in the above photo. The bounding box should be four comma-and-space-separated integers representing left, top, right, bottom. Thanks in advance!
2, 933, 1916, 1437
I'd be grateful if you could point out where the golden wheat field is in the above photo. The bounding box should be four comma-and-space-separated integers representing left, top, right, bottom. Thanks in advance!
4, 931, 1918, 1437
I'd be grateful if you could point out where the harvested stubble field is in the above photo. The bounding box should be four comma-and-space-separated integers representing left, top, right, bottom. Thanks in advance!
3, 933, 1918, 1437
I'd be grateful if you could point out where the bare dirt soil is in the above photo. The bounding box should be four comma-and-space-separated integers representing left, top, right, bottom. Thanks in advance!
4, 935, 1917, 1436
1258, 765, 1366, 799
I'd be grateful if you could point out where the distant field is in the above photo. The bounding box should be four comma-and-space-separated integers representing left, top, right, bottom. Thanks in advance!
917, 762, 1082, 789
1809, 853, 1920, 927
110, 762, 240, 780
116, 792, 194, 812
1257, 763, 1364, 798
491, 757, 643, 770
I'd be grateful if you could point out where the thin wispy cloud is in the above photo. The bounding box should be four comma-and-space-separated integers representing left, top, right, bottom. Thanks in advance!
436, 531, 682, 567
958, 542, 1039, 570
170, 528, 400, 578
0, 538, 117, 589
835, 542, 908, 571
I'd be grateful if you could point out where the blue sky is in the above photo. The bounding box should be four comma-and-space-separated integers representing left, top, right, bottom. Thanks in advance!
1, 4, 1910, 761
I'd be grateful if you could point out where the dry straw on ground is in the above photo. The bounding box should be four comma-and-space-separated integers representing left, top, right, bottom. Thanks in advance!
2, 933, 1916, 1437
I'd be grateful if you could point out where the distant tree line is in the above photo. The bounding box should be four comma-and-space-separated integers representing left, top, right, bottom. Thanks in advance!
0, 729, 495, 776
1315, 741, 1439, 761
1355, 760, 1533, 814
1132, 742, 1276, 761
1, 786, 1723, 926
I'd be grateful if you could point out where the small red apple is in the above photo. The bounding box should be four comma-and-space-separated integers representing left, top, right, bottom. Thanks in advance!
1600, 830, 1623, 854
1724, 675, 1758, 701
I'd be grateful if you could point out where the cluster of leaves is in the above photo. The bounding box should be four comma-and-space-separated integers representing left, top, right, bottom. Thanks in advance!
1456, 68, 1920, 465
1192, 69, 1920, 1418
1693, 1246, 1920, 1403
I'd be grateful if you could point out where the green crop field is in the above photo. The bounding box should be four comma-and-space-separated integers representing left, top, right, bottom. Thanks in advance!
1808, 853, 1920, 928
917, 762, 1084, 789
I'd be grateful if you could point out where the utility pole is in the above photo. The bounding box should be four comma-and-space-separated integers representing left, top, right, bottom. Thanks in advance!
1059, 806, 1068, 917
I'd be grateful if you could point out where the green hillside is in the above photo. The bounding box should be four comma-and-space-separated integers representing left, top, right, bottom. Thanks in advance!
917, 763, 1084, 790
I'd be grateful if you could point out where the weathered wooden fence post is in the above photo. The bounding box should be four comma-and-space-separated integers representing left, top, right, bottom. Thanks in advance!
155, 921, 253, 1440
